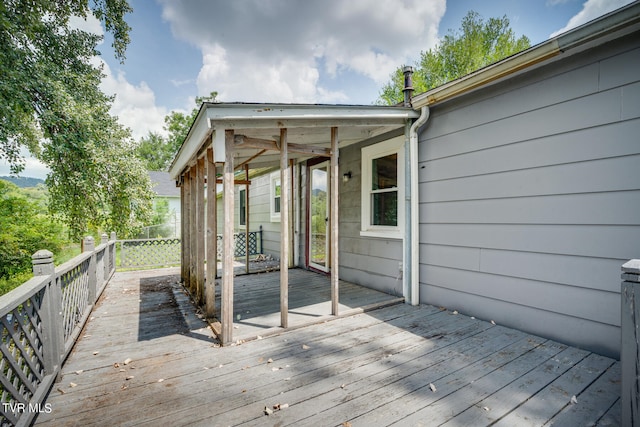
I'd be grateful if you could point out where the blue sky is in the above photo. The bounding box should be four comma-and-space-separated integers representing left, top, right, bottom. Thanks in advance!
1, 0, 634, 179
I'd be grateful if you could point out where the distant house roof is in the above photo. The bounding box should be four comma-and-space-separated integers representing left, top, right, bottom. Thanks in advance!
149, 171, 180, 198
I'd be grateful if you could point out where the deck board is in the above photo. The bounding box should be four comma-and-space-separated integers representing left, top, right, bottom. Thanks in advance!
35, 268, 620, 426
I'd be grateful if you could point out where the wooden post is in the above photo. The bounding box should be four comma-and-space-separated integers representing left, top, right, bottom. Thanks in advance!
280, 128, 289, 328
221, 130, 235, 345
206, 148, 217, 318
180, 180, 186, 283
245, 164, 250, 274
289, 159, 295, 268
330, 127, 339, 316
183, 173, 191, 288
189, 166, 197, 294
84, 236, 97, 304
33, 250, 62, 374
196, 157, 205, 305
621, 259, 640, 427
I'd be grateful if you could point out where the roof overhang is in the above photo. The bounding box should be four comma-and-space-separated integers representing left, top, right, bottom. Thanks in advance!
169, 103, 418, 180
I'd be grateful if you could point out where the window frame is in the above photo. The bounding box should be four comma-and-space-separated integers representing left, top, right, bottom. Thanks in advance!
270, 171, 281, 222
360, 136, 404, 239
239, 188, 247, 228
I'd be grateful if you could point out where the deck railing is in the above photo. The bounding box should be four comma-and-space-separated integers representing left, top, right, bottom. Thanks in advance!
118, 228, 263, 270
0, 233, 116, 427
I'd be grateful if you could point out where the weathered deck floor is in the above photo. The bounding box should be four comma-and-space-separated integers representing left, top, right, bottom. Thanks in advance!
35, 269, 621, 426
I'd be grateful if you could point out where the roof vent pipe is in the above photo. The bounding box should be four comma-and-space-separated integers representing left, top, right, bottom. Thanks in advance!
402, 66, 414, 107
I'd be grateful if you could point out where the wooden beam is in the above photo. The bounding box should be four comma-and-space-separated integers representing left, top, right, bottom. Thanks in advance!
214, 179, 251, 185
196, 157, 205, 305
181, 177, 189, 285
221, 130, 235, 345
235, 149, 267, 170
330, 127, 339, 316
189, 166, 197, 294
289, 159, 295, 268
234, 135, 331, 157
280, 128, 289, 329
205, 148, 217, 318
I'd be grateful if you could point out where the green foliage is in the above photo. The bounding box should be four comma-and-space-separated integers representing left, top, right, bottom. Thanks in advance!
378, 11, 531, 105
136, 92, 218, 171
0, 180, 66, 280
0, 0, 154, 240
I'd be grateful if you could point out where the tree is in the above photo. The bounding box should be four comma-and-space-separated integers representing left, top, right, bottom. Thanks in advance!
378, 11, 531, 105
137, 92, 218, 171
0, 0, 154, 239
0, 180, 65, 281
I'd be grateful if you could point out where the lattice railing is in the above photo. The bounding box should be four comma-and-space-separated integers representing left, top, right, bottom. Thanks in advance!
0, 233, 117, 426
119, 238, 181, 269
0, 286, 47, 427
119, 231, 262, 270
58, 255, 91, 346
216, 230, 263, 259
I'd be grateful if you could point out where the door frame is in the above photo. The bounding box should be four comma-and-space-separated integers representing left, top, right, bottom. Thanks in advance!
306, 158, 330, 273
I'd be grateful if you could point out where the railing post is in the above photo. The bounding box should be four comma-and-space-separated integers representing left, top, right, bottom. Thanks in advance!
110, 232, 117, 274
32, 250, 62, 374
84, 236, 97, 304
622, 259, 640, 427
101, 233, 109, 281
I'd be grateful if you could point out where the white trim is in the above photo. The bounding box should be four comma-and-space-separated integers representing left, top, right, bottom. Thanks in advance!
270, 171, 281, 222
360, 136, 404, 239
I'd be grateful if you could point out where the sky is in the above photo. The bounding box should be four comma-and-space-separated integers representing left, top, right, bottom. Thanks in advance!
1, 0, 634, 179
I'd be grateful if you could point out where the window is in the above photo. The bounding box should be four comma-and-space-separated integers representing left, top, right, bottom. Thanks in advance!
270, 172, 281, 222
239, 188, 246, 227
361, 136, 404, 238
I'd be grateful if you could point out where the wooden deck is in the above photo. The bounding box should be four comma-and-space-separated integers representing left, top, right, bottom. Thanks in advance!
35, 268, 621, 426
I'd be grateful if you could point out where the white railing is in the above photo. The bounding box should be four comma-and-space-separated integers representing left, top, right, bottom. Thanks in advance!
0, 233, 116, 427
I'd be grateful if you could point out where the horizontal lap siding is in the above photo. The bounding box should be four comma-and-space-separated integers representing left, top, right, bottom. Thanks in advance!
418, 35, 640, 358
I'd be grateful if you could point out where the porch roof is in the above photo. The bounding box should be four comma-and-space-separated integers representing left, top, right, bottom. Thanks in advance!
169, 102, 418, 180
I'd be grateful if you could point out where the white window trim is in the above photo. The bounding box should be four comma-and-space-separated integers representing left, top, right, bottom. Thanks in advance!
360, 136, 404, 239
270, 171, 281, 222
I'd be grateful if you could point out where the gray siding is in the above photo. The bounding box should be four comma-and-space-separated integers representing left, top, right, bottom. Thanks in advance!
418, 33, 640, 358
338, 129, 405, 297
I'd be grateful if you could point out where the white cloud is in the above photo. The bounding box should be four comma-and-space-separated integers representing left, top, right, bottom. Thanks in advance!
550, 0, 635, 38
98, 60, 169, 139
159, 0, 446, 103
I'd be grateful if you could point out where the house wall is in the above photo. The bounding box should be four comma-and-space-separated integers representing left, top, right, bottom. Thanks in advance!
417, 32, 640, 358
338, 129, 406, 297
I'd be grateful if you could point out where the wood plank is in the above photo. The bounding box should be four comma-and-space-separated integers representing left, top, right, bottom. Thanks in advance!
205, 148, 216, 318
234, 134, 331, 157
34, 269, 621, 427
195, 156, 205, 304
280, 128, 289, 328
546, 362, 621, 426
492, 353, 616, 427
222, 130, 235, 345
189, 166, 197, 294
330, 126, 339, 315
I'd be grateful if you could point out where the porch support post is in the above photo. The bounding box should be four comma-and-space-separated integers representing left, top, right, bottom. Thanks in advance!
180, 178, 187, 284
183, 172, 191, 287
330, 127, 339, 316
245, 164, 250, 274
221, 130, 235, 345
189, 166, 197, 294
280, 128, 289, 329
289, 159, 295, 268
196, 157, 205, 304
206, 148, 217, 318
